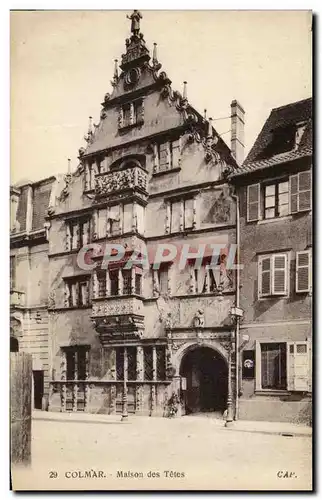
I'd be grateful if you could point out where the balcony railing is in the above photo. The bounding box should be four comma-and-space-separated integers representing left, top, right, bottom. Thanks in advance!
95, 166, 148, 197
10, 289, 25, 308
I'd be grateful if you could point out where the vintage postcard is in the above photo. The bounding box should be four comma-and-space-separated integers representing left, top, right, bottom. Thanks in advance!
10, 9, 312, 491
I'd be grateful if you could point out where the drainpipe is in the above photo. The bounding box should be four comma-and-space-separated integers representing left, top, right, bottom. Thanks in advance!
231, 191, 240, 420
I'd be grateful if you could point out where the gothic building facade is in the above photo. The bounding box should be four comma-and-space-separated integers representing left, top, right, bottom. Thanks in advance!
45, 12, 241, 417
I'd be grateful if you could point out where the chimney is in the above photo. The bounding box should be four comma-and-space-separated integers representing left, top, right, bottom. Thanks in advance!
230, 100, 245, 165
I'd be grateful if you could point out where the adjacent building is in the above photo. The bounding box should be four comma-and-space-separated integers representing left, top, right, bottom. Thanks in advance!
230, 98, 312, 424
10, 176, 56, 409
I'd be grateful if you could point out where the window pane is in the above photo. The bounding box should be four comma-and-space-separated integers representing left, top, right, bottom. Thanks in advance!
66, 350, 76, 380
296, 344, 307, 354
265, 185, 275, 197
77, 349, 87, 380
158, 268, 168, 294
116, 348, 124, 380
278, 181, 289, 194
265, 195, 275, 208
135, 274, 142, 295
261, 343, 286, 389
265, 208, 275, 219
184, 199, 194, 229
171, 201, 181, 232
278, 203, 289, 217
278, 193, 289, 206
127, 347, 137, 380
143, 347, 153, 380
122, 270, 132, 295
156, 347, 166, 380
110, 270, 119, 295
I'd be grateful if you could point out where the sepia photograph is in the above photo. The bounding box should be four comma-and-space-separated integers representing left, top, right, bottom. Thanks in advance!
9, 9, 312, 491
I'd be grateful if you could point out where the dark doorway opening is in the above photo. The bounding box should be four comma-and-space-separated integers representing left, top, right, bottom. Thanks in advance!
180, 346, 228, 415
10, 336, 19, 353
33, 370, 44, 410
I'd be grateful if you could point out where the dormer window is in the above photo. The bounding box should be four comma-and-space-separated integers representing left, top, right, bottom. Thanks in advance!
294, 122, 307, 150
118, 99, 144, 130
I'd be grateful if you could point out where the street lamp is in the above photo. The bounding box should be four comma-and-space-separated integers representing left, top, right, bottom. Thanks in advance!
225, 305, 244, 427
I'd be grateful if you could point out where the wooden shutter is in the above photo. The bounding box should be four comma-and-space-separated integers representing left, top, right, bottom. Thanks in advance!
171, 138, 181, 169
289, 174, 299, 213
247, 184, 260, 221
259, 256, 271, 297
287, 342, 309, 391
296, 250, 311, 293
159, 142, 170, 171
184, 198, 194, 229
272, 254, 287, 295
170, 201, 181, 232
298, 171, 311, 212
97, 209, 107, 239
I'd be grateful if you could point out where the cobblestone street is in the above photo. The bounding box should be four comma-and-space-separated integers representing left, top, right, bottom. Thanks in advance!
12, 414, 312, 491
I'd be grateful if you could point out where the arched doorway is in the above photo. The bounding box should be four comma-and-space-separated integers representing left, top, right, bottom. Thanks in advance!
180, 346, 228, 415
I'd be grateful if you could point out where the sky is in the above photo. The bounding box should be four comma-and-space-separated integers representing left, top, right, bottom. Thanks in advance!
10, 10, 312, 184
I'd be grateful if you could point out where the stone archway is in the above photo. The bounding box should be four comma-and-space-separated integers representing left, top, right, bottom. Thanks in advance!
179, 344, 228, 415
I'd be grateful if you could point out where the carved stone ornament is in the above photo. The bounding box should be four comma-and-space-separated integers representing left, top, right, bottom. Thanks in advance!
193, 309, 205, 328
124, 67, 141, 87
95, 166, 147, 196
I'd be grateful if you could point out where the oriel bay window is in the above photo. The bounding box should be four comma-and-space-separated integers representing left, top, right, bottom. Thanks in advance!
64, 277, 90, 308
93, 266, 143, 298
256, 341, 311, 392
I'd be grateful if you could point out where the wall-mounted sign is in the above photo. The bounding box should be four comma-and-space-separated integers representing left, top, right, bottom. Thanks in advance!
242, 350, 255, 379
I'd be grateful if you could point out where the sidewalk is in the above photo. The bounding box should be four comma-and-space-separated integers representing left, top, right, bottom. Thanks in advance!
32, 410, 312, 438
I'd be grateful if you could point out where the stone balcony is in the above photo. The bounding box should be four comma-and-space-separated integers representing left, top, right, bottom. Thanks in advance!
10, 289, 25, 308
91, 295, 145, 344
95, 166, 148, 199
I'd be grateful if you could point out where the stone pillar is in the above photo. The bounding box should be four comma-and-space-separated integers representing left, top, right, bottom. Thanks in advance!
131, 267, 136, 295
121, 347, 128, 421
93, 271, 98, 299
151, 346, 157, 415
135, 346, 144, 414
105, 269, 110, 296
92, 209, 98, 240
153, 143, 158, 174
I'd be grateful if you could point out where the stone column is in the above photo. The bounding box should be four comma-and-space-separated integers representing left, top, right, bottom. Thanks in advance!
165, 202, 171, 234
131, 267, 136, 295
136, 346, 144, 414
93, 271, 98, 299
151, 346, 157, 415
92, 210, 98, 240
132, 202, 137, 232
121, 347, 128, 421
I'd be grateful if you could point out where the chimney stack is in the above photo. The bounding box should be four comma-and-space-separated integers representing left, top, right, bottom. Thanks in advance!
230, 100, 245, 166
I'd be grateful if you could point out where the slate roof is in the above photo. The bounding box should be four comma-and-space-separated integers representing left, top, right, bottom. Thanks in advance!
231, 97, 312, 178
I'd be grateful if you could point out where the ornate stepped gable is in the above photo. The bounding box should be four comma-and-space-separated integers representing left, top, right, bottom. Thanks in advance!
80, 11, 235, 169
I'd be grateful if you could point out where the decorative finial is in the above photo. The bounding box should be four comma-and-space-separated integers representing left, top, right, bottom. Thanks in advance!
204, 109, 207, 120
88, 116, 93, 135
152, 43, 158, 65
207, 117, 213, 138
114, 59, 118, 80
67, 158, 71, 174
183, 81, 188, 101
127, 10, 142, 36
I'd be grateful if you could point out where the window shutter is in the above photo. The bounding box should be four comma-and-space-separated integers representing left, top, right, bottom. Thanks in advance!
259, 256, 271, 297
289, 174, 299, 213
272, 254, 287, 295
171, 139, 181, 169
247, 184, 260, 222
288, 342, 309, 391
296, 250, 311, 293
298, 171, 311, 212
184, 198, 194, 229
82, 220, 91, 245
159, 142, 170, 171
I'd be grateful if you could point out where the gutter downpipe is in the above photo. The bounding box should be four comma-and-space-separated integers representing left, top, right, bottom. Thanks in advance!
231, 191, 240, 421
